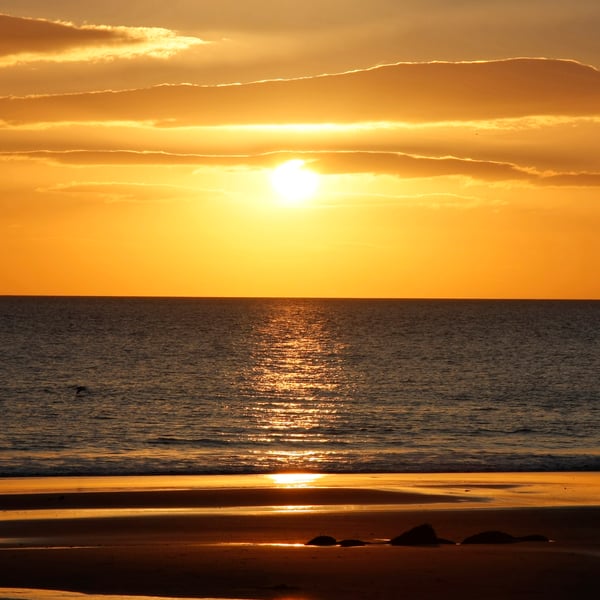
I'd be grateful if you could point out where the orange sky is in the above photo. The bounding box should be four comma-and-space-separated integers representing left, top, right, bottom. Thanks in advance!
1, 1, 599, 299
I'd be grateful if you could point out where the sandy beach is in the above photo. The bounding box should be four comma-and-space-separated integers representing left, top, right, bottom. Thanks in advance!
1, 473, 599, 599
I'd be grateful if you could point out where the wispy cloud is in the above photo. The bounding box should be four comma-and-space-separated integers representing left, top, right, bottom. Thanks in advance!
537, 172, 600, 187
7, 149, 600, 187
1, 58, 598, 125
40, 181, 205, 203
0, 13, 206, 66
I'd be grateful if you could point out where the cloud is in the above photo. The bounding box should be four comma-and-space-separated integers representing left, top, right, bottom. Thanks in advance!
4, 150, 226, 166
41, 181, 202, 203
6, 149, 600, 187
538, 172, 600, 187
0, 13, 206, 66
323, 191, 490, 210
1, 59, 598, 126
2, 2, 599, 99
307, 152, 533, 181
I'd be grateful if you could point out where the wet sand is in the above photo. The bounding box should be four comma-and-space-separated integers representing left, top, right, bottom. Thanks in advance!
1, 473, 599, 599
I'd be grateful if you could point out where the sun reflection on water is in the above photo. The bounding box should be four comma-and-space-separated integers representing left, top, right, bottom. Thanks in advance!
242, 302, 347, 470
267, 473, 324, 487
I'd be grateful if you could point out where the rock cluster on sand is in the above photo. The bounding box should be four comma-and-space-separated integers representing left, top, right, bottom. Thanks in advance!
389, 523, 455, 546
461, 531, 550, 544
305, 535, 338, 546
305, 536, 370, 547
306, 524, 550, 547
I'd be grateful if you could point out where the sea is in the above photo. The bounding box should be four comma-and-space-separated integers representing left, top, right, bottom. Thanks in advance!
0, 297, 598, 477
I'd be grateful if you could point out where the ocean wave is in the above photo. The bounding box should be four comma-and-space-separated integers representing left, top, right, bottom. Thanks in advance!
1, 297, 598, 478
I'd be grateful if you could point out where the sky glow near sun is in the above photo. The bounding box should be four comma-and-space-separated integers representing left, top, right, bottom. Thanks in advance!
0, 1, 599, 299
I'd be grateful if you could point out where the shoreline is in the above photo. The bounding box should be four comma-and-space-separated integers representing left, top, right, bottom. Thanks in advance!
1, 472, 599, 599
2, 471, 599, 509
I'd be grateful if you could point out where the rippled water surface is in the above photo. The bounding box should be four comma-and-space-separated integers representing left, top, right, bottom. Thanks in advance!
1, 297, 598, 475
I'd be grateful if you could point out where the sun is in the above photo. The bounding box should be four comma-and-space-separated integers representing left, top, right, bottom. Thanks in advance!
270, 159, 319, 204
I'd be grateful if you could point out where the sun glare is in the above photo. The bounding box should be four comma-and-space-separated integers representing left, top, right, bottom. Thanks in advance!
267, 473, 324, 487
270, 159, 319, 204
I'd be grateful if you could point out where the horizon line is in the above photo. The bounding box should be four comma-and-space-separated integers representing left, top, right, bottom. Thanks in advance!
1, 294, 598, 302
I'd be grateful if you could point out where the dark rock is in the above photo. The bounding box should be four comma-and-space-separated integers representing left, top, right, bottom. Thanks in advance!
462, 530, 551, 544
305, 535, 337, 546
462, 531, 517, 544
338, 539, 368, 547
389, 523, 439, 546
